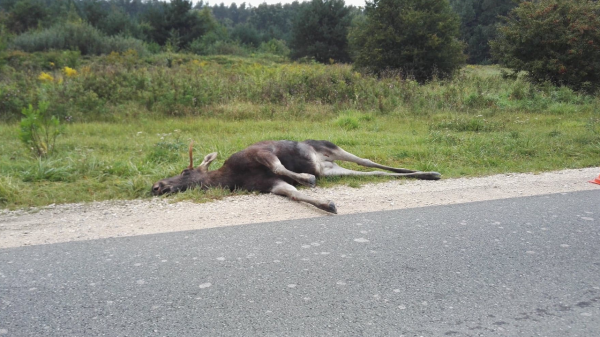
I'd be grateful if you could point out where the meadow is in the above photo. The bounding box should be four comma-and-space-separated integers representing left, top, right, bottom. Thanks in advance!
1, 51, 599, 209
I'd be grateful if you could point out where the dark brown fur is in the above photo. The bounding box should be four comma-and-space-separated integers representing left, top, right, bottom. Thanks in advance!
152, 140, 441, 214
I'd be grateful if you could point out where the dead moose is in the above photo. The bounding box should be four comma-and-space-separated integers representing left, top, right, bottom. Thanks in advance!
151, 140, 441, 214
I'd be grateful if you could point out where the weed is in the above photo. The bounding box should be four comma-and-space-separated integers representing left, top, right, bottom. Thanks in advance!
19, 102, 64, 157
465, 92, 497, 109
347, 181, 362, 188
21, 158, 73, 182
0, 176, 21, 206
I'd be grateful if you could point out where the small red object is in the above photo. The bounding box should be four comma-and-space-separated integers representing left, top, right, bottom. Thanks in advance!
590, 174, 600, 185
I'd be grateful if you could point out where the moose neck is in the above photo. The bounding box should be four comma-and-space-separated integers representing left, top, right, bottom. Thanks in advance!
198, 167, 235, 190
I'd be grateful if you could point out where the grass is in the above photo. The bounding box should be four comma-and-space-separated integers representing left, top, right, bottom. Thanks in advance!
0, 54, 599, 209
1, 109, 599, 209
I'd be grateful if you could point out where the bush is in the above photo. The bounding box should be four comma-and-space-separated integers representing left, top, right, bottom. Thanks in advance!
349, 0, 466, 82
258, 39, 290, 57
10, 22, 148, 56
19, 101, 64, 157
491, 0, 600, 92
189, 35, 247, 56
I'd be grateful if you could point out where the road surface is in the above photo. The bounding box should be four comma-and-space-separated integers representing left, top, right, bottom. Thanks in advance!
1, 190, 599, 336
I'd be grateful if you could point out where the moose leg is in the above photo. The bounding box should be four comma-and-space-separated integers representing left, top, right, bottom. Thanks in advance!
321, 162, 441, 180
322, 146, 441, 180
255, 150, 316, 187
271, 181, 337, 214
324, 147, 420, 173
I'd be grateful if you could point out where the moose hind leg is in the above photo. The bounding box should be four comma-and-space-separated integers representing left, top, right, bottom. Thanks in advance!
325, 146, 419, 173
271, 182, 337, 214
322, 162, 441, 180
255, 151, 316, 187
322, 146, 441, 180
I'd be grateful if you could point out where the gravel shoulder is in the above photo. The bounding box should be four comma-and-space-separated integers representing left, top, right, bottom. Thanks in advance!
1, 167, 599, 249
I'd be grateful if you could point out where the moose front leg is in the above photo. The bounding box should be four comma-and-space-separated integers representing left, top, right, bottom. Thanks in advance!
254, 150, 316, 187
271, 181, 337, 214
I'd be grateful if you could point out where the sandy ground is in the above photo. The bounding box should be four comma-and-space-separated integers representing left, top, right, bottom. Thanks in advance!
1, 167, 599, 249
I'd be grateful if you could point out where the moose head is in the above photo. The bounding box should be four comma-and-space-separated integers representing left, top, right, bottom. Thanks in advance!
151, 142, 217, 195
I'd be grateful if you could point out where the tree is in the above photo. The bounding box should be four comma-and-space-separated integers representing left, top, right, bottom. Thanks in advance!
231, 23, 261, 47
248, 2, 303, 43
491, 0, 600, 92
98, 6, 136, 36
141, 0, 218, 48
6, 0, 49, 33
290, 0, 352, 63
349, 0, 465, 81
79, 0, 109, 28
449, 0, 515, 64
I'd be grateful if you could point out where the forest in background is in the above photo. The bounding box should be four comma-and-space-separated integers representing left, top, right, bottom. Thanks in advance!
0, 0, 515, 64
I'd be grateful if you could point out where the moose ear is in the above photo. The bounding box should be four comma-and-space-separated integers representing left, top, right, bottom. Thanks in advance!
198, 152, 218, 172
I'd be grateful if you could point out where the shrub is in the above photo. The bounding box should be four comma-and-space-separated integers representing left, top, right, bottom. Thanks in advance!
349, 0, 466, 82
258, 39, 290, 57
19, 101, 64, 157
491, 0, 600, 92
190, 35, 247, 56
10, 22, 148, 56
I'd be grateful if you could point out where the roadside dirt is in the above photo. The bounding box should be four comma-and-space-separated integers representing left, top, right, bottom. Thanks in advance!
1, 167, 598, 249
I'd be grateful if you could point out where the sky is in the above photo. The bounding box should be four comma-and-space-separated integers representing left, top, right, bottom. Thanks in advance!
202, 0, 367, 8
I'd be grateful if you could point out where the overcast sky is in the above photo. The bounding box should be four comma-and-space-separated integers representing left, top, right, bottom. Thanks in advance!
202, 0, 367, 8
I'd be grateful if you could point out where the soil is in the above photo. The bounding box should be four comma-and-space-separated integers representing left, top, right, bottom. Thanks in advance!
1, 167, 599, 249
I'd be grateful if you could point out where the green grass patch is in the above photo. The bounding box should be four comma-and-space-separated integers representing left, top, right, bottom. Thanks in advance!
0, 110, 599, 209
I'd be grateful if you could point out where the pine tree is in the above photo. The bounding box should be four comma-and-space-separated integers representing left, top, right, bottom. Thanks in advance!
449, 0, 515, 64
349, 0, 465, 81
290, 0, 352, 63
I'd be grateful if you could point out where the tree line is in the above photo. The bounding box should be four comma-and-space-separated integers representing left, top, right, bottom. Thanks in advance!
1, 0, 599, 91
0, 0, 511, 62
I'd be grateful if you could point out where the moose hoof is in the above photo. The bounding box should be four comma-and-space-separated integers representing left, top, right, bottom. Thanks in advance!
419, 172, 441, 180
319, 201, 337, 214
301, 174, 317, 188
427, 172, 442, 180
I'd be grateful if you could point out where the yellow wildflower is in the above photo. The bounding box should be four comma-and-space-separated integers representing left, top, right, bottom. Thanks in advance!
63, 66, 78, 77
192, 60, 208, 67
123, 49, 138, 58
38, 72, 54, 82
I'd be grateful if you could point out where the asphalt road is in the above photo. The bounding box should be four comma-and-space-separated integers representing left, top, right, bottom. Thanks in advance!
1, 190, 599, 337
